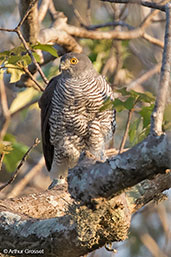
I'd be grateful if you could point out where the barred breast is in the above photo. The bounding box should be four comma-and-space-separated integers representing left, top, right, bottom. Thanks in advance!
47, 73, 115, 180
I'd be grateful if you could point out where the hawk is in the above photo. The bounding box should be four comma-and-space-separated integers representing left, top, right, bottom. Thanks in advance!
39, 52, 116, 183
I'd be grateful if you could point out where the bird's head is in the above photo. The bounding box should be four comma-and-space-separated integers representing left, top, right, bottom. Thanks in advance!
59, 52, 97, 78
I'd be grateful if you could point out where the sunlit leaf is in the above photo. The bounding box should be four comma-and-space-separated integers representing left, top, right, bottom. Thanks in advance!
0, 50, 10, 57
11, 45, 26, 55
32, 52, 41, 63
0, 141, 13, 154
8, 55, 22, 64
20, 53, 32, 66
33, 43, 58, 57
3, 134, 29, 172
6, 64, 25, 83
130, 90, 155, 103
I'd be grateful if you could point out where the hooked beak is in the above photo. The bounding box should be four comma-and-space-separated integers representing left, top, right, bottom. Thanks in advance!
59, 59, 71, 72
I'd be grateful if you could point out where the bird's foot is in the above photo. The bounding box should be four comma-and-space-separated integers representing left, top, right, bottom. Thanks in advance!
48, 178, 66, 190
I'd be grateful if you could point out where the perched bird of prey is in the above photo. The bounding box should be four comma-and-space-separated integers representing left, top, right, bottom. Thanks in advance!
39, 52, 116, 183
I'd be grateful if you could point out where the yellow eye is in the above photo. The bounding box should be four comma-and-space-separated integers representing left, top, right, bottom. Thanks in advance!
70, 57, 78, 64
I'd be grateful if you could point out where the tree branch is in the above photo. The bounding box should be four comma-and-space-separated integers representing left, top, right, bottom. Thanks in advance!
101, 0, 166, 12
18, 0, 39, 44
68, 133, 170, 201
151, 3, 171, 134
0, 170, 170, 257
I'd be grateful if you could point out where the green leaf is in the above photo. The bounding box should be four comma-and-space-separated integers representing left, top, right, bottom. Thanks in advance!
123, 97, 135, 110
130, 90, 155, 103
0, 50, 10, 57
33, 43, 58, 57
0, 141, 13, 154
113, 99, 125, 112
11, 45, 26, 55
6, 64, 25, 83
3, 134, 29, 172
32, 52, 41, 63
139, 104, 154, 129
8, 55, 22, 65
20, 53, 32, 66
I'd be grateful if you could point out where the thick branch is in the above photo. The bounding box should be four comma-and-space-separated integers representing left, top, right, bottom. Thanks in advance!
68, 134, 170, 201
0, 171, 170, 257
19, 0, 39, 44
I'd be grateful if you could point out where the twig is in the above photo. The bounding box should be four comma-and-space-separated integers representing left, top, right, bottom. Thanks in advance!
139, 233, 168, 257
17, 0, 39, 29
0, 138, 40, 192
67, 0, 86, 26
101, 0, 166, 12
140, 0, 170, 31
86, 0, 92, 25
15, 28, 49, 85
7, 156, 45, 198
0, 0, 49, 87
65, 0, 169, 43
0, 80, 11, 141
119, 108, 134, 153
38, 0, 51, 23
86, 21, 134, 30
157, 205, 170, 248
85, 21, 164, 48
151, 3, 171, 134
22, 66, 45, 92
142, 32, 164, 48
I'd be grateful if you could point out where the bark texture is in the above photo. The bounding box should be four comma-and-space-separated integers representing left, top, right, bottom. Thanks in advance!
68, 134, 171, 201
0, 172, 170, 257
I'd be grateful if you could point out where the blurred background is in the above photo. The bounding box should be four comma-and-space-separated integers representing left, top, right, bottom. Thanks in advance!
0, 0, 170, 256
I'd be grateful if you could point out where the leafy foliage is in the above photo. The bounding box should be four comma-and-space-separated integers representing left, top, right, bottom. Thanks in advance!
32, 42, 58, 57
3, 134, 28, 172
0, 42, 57, 83
101, 87, 156, 146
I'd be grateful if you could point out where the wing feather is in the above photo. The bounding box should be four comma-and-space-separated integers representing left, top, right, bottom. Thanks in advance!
39, 77, 57, 171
